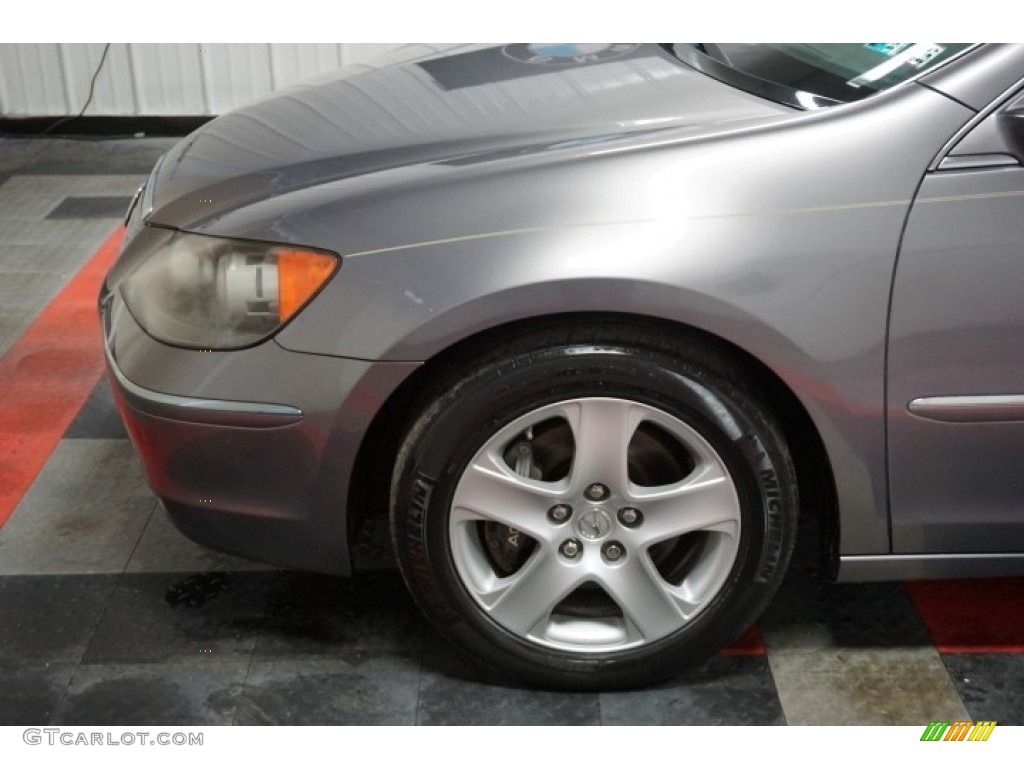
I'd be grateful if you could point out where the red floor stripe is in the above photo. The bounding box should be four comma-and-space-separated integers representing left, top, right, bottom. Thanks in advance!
0, 226, 124, 528
719, 623, 765, 656
906, 578, 1024, 653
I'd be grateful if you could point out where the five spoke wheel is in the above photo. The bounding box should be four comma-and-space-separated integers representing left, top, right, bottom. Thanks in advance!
450, 398, 741, 652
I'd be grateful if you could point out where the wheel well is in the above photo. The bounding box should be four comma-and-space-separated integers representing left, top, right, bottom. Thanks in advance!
346, 313, 839, 575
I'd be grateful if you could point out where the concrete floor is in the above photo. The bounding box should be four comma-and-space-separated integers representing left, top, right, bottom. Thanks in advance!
0, 137, 1022, 726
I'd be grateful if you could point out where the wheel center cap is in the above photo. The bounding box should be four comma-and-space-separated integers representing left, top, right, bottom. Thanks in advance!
575, 508, 612, 541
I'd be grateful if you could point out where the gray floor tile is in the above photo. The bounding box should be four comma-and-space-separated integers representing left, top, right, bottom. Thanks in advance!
0, 174, 148, 197
943, 654, 1024, 725
769, 648, 969, 725
47, 196, 132, 220
600, 656, 785, 725
0, 440, 155, 575
0, 187, 63, 220
83, 572, 275, 664
235, 653, 421, 725
0, 243, 101, 274
0, 306, 39, 358
254, 571, 427, 659
0, 662, 77, 725
126, 505, 276, 574
0, 219, 120, 247
0, 271, 68, 310
53, 662, 247, 726
0, 575, 118, 663
416, 637, 600, 725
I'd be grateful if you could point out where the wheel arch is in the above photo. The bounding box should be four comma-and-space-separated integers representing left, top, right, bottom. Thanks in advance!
346, 311, 839, 576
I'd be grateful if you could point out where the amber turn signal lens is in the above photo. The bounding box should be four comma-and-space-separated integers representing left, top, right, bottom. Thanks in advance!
276, 249, 338, 322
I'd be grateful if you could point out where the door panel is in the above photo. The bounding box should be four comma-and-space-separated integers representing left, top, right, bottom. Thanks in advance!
888, 166, 1024, 552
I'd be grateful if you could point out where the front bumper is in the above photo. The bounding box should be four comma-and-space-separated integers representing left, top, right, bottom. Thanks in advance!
100, 284, 419, 574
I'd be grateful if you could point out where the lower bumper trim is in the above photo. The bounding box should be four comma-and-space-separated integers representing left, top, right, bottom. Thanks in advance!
838, 553, 1024, 582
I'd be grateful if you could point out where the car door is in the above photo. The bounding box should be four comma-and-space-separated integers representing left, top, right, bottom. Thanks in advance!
888, 86, 1024, 553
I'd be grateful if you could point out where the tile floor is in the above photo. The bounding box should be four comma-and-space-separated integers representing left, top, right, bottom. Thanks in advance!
0, 137, 1022, 726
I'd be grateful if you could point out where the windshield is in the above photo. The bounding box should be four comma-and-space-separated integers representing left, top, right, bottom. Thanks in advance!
677, 44, 973, 108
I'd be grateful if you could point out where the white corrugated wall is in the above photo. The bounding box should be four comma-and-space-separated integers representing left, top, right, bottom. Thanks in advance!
0, 43, 404, 116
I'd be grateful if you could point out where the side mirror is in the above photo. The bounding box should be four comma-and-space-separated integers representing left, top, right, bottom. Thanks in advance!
940, 92, 1024, 170
997, 104, 1024, 161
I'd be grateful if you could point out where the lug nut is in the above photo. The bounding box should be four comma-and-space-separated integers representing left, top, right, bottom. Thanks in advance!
548, 504, 572, 524
584, 483, 609, 501
618, 507, 643, 527
602, 541, 625, 562
560, 539, 582, 558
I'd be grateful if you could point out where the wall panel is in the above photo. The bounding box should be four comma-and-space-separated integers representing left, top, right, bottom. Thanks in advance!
0, 43, 404, 116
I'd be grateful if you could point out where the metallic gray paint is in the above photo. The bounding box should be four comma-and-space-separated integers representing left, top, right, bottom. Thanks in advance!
103, 310, 303, 427
263, 83, 969, 559
147, 45, 789, 233
888, 162, 1024, 555
920, 44, 1024, 110
101, 43, 1024, 580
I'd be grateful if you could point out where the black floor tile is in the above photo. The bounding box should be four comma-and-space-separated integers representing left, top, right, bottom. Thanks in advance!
254, 571, 428, 660
0, 662, 76, 725
761, 567, 932, 651
600, 656, 786, 725
64, 378, 125, 439
83, 572, 275, 664
0, 575, 118, 663
235, 653, 421, 725
943, 654, 1024, 725
46, 196, 131, 220
416, 637, 600, 725
53, 662, 247, 726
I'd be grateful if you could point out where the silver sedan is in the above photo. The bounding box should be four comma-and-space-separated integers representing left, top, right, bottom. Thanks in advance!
101, 43, 1024, 688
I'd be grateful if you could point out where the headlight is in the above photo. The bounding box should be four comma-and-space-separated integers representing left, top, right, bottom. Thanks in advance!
121, 231, 338, 349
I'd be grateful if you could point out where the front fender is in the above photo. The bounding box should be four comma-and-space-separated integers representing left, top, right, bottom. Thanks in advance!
197, 83, 974, 558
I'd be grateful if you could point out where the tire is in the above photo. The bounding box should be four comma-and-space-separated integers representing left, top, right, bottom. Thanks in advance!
390, 323, 797, 690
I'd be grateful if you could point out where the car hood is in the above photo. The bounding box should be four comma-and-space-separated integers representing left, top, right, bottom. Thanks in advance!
148, 44, 793, 229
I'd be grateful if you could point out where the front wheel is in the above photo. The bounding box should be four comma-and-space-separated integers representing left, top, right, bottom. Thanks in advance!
390, 326, 797, 689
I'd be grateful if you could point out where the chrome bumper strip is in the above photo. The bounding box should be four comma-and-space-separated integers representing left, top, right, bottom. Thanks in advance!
908, 394, 1024, 423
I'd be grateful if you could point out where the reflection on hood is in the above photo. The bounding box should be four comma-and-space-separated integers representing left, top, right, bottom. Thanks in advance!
150, 43, 790, 227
